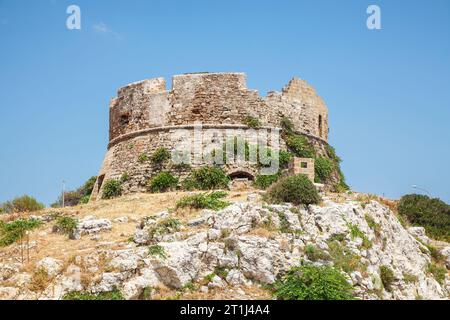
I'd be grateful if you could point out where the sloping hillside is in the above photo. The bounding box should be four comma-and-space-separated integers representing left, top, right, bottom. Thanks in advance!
0, 191, 449, 300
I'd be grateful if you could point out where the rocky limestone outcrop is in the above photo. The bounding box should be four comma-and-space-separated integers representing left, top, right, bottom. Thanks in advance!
1, 198, 449, 300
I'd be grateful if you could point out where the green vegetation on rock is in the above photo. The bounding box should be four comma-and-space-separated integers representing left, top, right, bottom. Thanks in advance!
398, 194, 450, 241
0, 219, 42, 247
273, 264, 355, 300
182, 166, 230, 191
102, 179, 122, 199
176, 191, 230, 211
63, 289, 124, 300
265, 174, 321, 205
148, 172, 179, 193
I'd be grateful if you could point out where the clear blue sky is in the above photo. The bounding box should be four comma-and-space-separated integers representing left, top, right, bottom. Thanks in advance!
1, 0, 449, 205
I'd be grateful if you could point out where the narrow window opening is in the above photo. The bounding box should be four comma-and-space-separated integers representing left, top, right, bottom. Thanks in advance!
120, 114, 130, 126
97, 175, 105, 194
318, 115, 323, 138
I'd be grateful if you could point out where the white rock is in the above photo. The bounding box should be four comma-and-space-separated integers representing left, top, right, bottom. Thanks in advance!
152, 241, 201, 289
77, 218, 112, 235
122, 268, 160, 300
36, 257, 63, 277
439, 247, 450, 269
134, 228, 150, 245
207, 202, 263, 235
236, 235, 284, 284
187, 217, 207, 227
208, 275, 225, 289
407, 227, 430, 244
91, 272, 127, 293
225, 269, 248, 285
108, 250, 140, 272
0, 263, 21, 281
114, 216, 129, 223
247, 193, 259, 202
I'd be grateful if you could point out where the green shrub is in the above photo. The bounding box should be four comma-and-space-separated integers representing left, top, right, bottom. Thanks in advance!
266, 174, 321, 206
185, 166, 230, 190
78, 195, 90, 204
176, 192, 230, 211
379, 265, 395, 292
53, 216, 78, 235
427, 263, 446, 284
0, 219, 42, 247
120, 172, 130, 183
328, 233, 347, 243
425, 244, 444, 263
285, 135, 315, 158
397, 194, 450, 242
253, 174, 280, 190
148, 245, 167, 259
63, 289, 124, 300
327, 240, 364, 273
315, 157, 334, 183
305, 245, 330, 262
243, 116, 261, 128
278, 212, 293, 233
280, 116, 294, 134
138, 153, 149, 163
50, 176, 97, 207
214, 266, 229, 279
151, 147, 171, 165
102, 179, 122, 199
148, 172, 179, 193
346, 222, 372, 249
172, 162, 192, 171
364, 214, 381, 237
0, 195, 44, 214
148, 218, 181, 240
273, 264, 355, 300
278, 150, 293, 169
403, 272, 418, 283
325, 145, 342, 164
181, 177, 197, 191
79, 176, 97, 197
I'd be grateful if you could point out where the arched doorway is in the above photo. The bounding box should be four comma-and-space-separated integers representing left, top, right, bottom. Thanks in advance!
228, 170, 255, 191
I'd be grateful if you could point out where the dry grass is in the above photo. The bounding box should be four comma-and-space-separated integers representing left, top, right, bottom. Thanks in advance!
0, 191, 251, 276
247, 227, 277, 239
29, 268, 51, 292
182, 285, 271, 300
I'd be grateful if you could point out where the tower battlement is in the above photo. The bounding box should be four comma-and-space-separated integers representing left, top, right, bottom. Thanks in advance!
92, 72, 330, 201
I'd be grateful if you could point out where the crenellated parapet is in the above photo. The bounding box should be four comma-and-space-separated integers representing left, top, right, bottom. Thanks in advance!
108, 72, 329, 145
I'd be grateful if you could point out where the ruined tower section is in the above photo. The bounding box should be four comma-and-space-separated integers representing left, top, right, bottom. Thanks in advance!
91, 72, 330, 200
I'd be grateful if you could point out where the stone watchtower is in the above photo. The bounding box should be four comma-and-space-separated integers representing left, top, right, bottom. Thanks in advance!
90, 72, 329, 200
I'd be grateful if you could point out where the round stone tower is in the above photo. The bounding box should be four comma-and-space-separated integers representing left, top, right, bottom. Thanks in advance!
90, 72, 329, 200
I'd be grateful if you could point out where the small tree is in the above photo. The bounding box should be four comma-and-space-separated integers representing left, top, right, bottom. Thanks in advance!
102, 180, 122, 199
148, 172, 179, 193
274, 264, 355, 300
0, 195, 45, 214
266, 174, 321, 205
151, 147, 171, 166
185, 166, 230, 190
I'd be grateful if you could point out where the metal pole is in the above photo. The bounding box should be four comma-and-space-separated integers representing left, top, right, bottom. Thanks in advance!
26, 231, 30, 262
62, 180, 66, 208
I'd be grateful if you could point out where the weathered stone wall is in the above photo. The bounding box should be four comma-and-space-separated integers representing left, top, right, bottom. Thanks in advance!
92, 72, 331, 200
288, 158, 315, 182
91, 126, 285, 200
109, 73, 329, 142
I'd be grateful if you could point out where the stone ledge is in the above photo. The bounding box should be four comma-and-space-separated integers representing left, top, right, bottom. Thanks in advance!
107, 124, 328, 149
